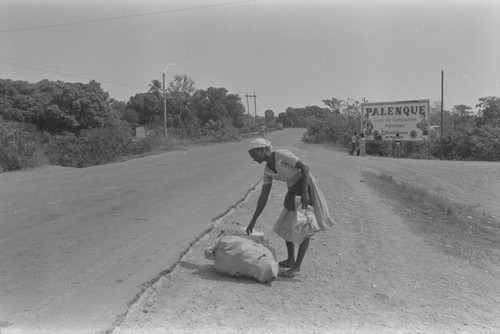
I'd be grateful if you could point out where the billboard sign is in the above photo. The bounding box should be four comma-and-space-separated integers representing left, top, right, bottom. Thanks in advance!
361, 99, 430, 141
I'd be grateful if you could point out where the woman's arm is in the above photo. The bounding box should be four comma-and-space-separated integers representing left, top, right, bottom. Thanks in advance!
296, 160, 310, 209
246, 183, 272, 234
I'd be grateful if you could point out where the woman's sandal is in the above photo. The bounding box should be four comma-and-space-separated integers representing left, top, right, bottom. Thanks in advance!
278, 260, 293, 268
278, 270, 299, 278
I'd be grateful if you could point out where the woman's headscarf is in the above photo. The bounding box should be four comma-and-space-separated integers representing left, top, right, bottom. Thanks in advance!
248, 138, 272, 151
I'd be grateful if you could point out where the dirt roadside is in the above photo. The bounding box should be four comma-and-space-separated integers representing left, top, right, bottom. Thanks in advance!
111, 144, 500, 334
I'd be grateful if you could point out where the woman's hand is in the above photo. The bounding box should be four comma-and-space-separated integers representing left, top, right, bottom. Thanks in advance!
301, 193, 310, 209
246, 221, 256, 235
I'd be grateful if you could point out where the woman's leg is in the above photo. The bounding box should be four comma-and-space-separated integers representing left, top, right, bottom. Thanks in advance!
281, 237, 310, 277
293, 237, 309, 271
279, 187, 302, 268
279, 180, 312, 274
279, 241, 295, 267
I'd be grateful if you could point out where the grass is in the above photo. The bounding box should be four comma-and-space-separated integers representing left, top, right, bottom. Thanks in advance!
364, 172, 500, 268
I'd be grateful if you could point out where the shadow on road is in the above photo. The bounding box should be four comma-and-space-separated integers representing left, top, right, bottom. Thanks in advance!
178, 260, 281, 286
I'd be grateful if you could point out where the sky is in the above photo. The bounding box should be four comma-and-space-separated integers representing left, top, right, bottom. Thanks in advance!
0, 0, 499, 116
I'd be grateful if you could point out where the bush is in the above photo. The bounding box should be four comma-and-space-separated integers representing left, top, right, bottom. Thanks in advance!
43, 123, 180, 168
203, 118, 241, 142
167, 118, 242, 144
0, 120, 46, 172
406, 141, 433, 159
85, 126, 136, 163
170, 119, 206, 141
130, 136, 155, 154
304, 114, 358, 146
44, 134, 91, 168
303, 116, 341, 143
366, 140, 384, 156
44, 125, 145, 167
431, 125, 500, 161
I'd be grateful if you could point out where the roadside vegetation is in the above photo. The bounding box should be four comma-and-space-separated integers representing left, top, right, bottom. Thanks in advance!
297, 96, 500, 161
1, 75, 498, 172
364, 172, 500, 268
0, 77, 274, 171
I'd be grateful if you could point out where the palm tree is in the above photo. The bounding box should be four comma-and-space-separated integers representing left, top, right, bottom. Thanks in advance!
148, 79, 163, 99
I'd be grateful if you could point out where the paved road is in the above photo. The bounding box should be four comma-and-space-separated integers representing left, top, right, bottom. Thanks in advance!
110, 138, 500, 334
0, 129, 304, 333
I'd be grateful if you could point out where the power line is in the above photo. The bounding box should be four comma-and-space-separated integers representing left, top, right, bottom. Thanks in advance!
0, 0, 257, 33
0, 54, 145, 89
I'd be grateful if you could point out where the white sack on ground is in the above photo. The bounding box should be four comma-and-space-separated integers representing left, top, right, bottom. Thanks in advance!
206, 233, 278, 283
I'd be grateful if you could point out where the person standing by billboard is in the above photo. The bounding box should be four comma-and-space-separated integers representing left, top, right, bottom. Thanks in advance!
350, 132, 358, 155
359, 133, 366, 156
394, 133, 402, 158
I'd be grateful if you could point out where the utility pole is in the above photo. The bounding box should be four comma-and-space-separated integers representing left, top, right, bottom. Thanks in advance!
163, 72, 167, 138
163, 63, 175, 139
440, 70, 444, 159
247, 92, 256, 125
245, 93, 250, 116
253, 91, 257, 120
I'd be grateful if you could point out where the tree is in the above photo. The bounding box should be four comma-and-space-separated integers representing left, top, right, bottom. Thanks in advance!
0, 79, 113, 134
166, 74, 196, 127
38, 105, 79, 134
108, 99, 135, 125
276, 105, 331, 127
224, 93, 245, 128
340, 98, 362, 117
0, 79, 35, 122
70, 80, 112, 130
451, 104, 475, 131
430, 101, 452, 131
148, 79, 163, 100
322, 97, 342, 114
0, 99, 24, 122
109, 99, 126, 115
199, 87, 228, 124
476, 96, 500, 127
35, 79, 113, 133
121, 107, 140, 125
126, 93, 162, 125
191, 87, 245, 128
452, 104, 473, 118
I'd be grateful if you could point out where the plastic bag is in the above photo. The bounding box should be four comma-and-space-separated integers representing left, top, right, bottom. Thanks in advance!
205, 232, 278, 283
293, 204, 320, 243
273, 198, 320, 244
